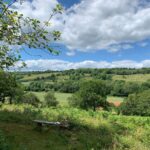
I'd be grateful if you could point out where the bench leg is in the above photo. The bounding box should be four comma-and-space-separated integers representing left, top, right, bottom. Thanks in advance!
35, 123, 43, 132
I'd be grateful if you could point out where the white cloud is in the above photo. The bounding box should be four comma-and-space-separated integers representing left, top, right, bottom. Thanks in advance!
12, 0, 64, 30
14, 59, 150, 71
62, 0, 150, 52
12, 0, 150, 53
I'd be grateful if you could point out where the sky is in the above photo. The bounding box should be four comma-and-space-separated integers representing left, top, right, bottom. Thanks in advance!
12, 0, 150, 71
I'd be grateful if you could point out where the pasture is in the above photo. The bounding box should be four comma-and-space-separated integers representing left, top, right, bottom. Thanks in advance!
113, 74, 150, 82
32, 92, 72, 106
32, 92, 124, 107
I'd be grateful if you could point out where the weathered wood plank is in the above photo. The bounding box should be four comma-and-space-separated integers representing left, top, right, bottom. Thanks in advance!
33, 120, 69, 128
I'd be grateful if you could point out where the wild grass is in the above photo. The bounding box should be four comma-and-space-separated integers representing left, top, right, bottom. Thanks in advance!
0, 104, 150, 150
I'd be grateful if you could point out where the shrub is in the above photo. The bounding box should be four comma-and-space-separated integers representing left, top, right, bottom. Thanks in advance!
120, 90, 150, 116
43, 92, 58, 107
21, 93, 40, 107
68, 93, 81, 107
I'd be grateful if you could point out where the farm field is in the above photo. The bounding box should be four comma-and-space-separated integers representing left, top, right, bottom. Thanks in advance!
21, 73, 55, 81
32, 91, 125, 106
113, 74, 150, 82
107, 96, 124, 106
32, 92, 72, 106
19, 73, 150, 85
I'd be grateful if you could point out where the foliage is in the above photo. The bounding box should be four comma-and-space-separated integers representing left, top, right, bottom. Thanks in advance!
94, 73, 112, 80
111, 80, 141, 96
0, 0, 63, 69
0, 71, 23, 104
20, 93, 40, 107
0, 105, 150, 150
120, 90, 150, 116
43, 91, 58, 107
26, 81, 46, 92
58, 80, 80, 93
69, 80, 110, 111
26, 80, 80, 93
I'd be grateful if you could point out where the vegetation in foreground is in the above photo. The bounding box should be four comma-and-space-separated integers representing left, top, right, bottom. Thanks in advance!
0, 104, 150, 150
1, 68, 150, 150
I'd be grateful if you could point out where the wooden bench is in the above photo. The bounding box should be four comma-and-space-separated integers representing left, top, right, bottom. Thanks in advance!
33, 120, 69, 129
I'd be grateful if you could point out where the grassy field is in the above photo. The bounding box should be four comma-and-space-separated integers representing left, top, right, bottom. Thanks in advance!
22, 73, 54, 81
20, 72, 150, 84
32, 92, 124, 107
107, 96, 124, 102
20, 73, 69, 82
32, 92, 72, 106
113, 74, 150, 82
0, 105, 150, 150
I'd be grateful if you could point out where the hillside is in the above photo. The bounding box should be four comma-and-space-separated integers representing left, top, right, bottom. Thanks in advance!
0, 105, 150, 150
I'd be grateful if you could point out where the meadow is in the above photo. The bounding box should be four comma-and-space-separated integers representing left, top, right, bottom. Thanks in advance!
113, 74, 150, 82
32, 91, 125, 107
0, 104, 150, 150
32, 92, 72, 106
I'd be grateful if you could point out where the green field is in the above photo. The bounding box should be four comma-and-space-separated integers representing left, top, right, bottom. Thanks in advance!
20, 73, 69, 82
20, 72, 150, 84
107, 96, 124, 102
32, 92, 124, 106
113, 74, 150, 82
22, 73, 54, 81
32, 92, 72, 106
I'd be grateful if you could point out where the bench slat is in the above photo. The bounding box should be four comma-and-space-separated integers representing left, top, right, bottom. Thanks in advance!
33, 120, 69, 128
34, 120, 61, 125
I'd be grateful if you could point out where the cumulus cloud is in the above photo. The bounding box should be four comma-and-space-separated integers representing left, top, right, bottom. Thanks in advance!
13, 59, 150, 71
12, 0, 150, 53
12, 0, 64, 30
62, 0, 150, 52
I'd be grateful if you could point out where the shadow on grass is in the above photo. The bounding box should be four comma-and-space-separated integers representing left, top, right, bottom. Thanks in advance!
0, 109, 128, 150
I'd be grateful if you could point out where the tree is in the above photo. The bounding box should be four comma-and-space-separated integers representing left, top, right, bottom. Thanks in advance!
0, 71, 22, 104
119, 90, 150, 116
0, 0, 63, 69
43, 91, 58, 107
20, 93, 40, 107
111, 80, 141, 97
69, 80, 110, 111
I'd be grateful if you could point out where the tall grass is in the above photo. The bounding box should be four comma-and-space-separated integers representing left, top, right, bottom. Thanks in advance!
0, 104, 150, 150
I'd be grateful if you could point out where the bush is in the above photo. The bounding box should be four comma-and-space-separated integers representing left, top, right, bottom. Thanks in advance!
43, 92, 58, 107
20, 93, 40, 107
120, 90, 150, 116
68, 93, 81, 107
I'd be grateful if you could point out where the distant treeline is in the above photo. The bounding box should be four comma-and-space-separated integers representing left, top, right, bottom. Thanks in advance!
16, 68, 150, 76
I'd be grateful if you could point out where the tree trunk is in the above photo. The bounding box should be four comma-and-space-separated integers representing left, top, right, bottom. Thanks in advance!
1, 97, 5, 103
93, 101, 96, 111
9, 97, 12, 104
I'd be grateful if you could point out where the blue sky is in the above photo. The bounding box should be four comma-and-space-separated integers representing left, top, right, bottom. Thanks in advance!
58, 0, 81, 8
12, 0, 150, 70
21, 42, 150, 62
